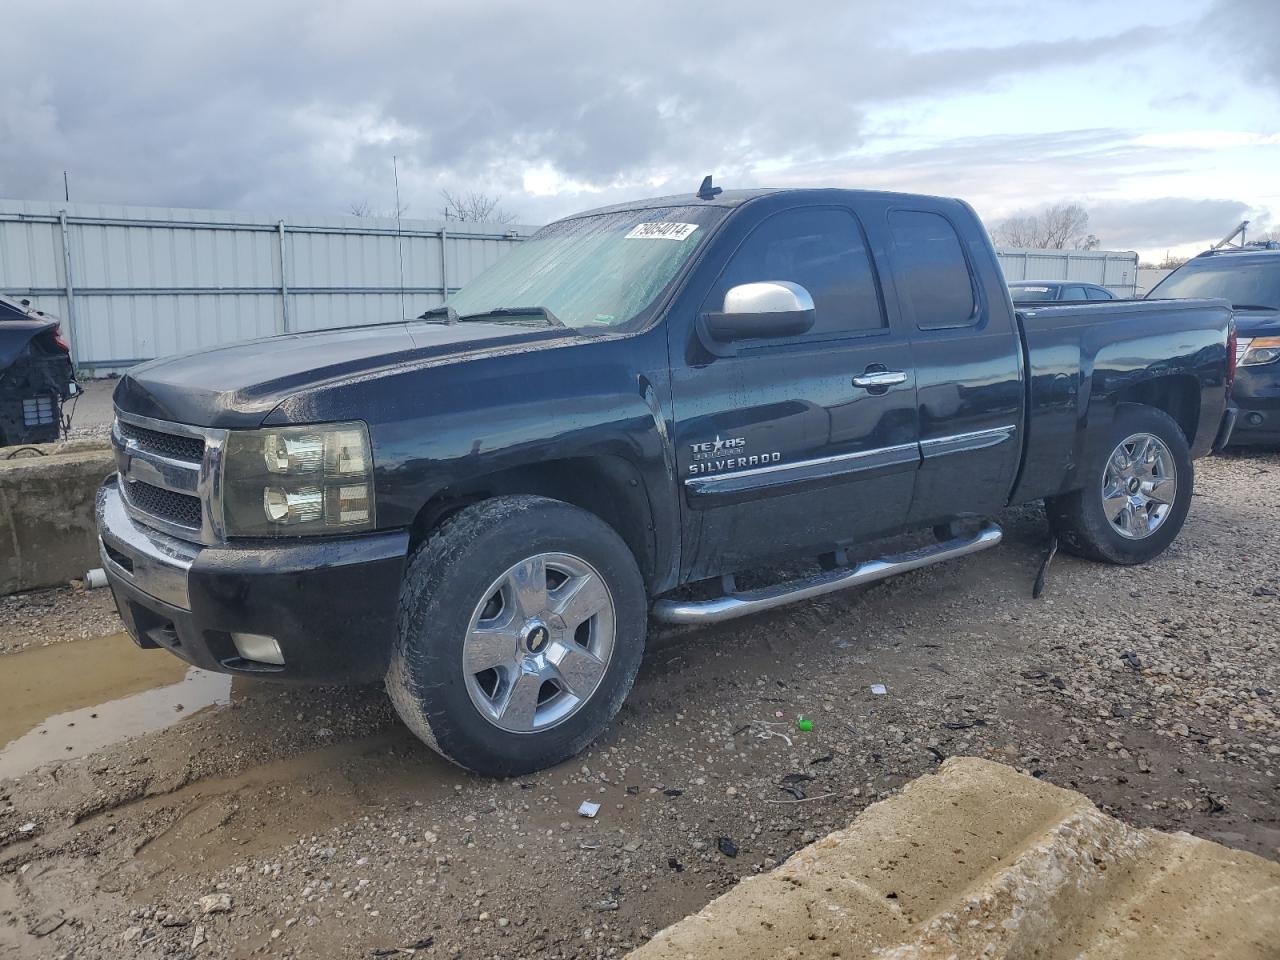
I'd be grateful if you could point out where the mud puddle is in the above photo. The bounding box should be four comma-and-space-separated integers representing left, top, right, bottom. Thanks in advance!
0, 632, 232, 780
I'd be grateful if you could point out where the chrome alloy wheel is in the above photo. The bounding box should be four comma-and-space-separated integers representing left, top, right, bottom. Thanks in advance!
462, 552, 616, 733
1101, 433, 1177, 540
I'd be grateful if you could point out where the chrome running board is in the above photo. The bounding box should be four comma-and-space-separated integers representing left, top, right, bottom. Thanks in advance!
651, 521, 1002, 625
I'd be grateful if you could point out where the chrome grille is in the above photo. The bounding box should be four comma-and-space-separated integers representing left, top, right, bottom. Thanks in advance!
112, 411, 227, 544
116, 420, 205, 463
125, 480, 202, 529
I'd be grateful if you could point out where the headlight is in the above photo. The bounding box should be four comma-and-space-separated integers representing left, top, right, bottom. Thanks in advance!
1241, 336, 1280, 366
222, 422, 375, 536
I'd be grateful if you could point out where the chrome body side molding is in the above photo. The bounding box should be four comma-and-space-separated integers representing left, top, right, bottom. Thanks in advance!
920, 425, 1017, 459
684, 442, 919, 505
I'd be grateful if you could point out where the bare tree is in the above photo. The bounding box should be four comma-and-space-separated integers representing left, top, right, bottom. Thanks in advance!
1158, 253, 1190, 270
439, 189, 518, 225
347, 198, 411, 218
990, 203, 1093, 250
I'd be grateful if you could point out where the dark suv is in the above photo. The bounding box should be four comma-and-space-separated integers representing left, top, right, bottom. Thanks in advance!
1147, 245, 1280, 445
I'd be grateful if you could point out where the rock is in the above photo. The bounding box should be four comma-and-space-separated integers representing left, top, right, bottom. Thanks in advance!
198, 893, 233, 915
122, 926, 143, 943
29, 914, 67, 937
717, 837, 738, 858
191, 925, 207, 949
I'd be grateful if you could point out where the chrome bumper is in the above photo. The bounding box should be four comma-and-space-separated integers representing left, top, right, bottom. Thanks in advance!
96, 477, 200, 610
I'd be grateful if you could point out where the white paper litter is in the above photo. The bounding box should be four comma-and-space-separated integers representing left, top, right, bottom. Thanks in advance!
870, 683, 888, 695
578, 801, 601, 818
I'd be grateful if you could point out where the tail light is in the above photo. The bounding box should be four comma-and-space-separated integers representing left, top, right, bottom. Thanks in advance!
52, 323, 71, 353
1225, 321, 1237, 392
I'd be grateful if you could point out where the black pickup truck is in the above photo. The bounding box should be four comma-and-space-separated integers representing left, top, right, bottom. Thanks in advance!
97, 185, 1236, 775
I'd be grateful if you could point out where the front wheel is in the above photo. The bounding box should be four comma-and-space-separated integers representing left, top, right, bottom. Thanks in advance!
387, 495, 647, 776
1046, 404, 1193, 565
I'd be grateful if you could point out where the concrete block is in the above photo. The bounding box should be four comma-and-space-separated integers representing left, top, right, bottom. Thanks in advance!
629, 757, 1280, 960
0, 441, 114, 594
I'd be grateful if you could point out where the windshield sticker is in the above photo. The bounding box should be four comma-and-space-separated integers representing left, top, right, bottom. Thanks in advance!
624, 222, 699, 241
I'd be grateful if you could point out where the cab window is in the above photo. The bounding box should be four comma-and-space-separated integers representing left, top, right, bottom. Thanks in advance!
708, 207, 887, 338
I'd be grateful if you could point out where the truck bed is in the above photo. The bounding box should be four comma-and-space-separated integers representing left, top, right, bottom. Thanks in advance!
1010, 298, 1234, 505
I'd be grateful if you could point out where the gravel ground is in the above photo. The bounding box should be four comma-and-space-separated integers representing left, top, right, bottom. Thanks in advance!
1, 449, 1276, 959
64, 378, 115, 441
0, 587, 120, 654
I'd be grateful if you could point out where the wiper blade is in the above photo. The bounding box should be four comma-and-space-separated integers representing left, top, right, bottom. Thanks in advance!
417, 305, 458, 323
1231, 303, 1278, 311
457, 306, 565, 328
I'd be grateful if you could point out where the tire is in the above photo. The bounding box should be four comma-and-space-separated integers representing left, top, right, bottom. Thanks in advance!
1046, 404, 1193, 565
386, 495, 647, 776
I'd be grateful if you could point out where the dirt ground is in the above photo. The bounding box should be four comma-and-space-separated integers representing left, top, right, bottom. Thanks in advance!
1, 450, 1277, 959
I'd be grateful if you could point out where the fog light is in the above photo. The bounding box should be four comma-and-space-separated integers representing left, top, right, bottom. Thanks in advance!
231, 632, 285, 665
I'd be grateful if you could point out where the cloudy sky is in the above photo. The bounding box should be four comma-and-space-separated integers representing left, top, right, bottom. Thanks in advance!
2, 0, 1276, 260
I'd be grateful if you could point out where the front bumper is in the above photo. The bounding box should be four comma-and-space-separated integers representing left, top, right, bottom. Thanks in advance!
1229, 363, 1280, 446
97, 477, 409, 683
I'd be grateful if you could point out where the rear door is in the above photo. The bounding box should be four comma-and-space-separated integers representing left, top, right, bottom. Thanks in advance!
668, 197, 918, 580
877, 203, 1024, 526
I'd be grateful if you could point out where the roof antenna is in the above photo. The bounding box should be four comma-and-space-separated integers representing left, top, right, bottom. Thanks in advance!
697, 175, 722, 200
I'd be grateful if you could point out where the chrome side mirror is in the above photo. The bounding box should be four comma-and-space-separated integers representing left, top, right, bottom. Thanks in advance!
702, 281, 816, 342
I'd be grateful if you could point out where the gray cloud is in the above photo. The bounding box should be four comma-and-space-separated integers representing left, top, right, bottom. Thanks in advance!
1085, 197, 1253, 251
0, 0, 1163, 217
1206, 0, 1280, 92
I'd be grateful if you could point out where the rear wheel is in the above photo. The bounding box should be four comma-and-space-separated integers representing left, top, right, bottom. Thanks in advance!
387, 495, 647, 776
1046, 404, 1193, 564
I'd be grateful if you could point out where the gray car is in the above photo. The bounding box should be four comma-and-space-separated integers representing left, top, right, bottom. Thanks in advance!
1009, 281, 1116, 303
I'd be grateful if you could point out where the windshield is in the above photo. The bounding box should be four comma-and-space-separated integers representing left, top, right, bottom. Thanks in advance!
444, 205, 725, 330
1009, 285, 1055, 301
1146, 257, 1280, 310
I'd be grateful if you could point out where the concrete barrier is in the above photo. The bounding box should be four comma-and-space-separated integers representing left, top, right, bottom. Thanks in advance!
629, 757, 1280, 959
0, 439, 114, 595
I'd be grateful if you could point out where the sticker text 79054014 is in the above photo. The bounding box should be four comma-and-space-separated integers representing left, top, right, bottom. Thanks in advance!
624, 222, 699, 241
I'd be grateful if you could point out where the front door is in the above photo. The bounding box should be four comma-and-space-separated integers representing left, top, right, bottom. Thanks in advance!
668, 200, 919, 580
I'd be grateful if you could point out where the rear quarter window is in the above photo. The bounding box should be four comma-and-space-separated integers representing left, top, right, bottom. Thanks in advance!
888, 210, 977, 329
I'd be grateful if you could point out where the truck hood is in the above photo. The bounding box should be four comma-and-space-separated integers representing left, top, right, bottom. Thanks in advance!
113, 320, 574, 428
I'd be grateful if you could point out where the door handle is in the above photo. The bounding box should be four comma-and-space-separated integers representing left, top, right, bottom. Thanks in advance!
852, 370, 907, 389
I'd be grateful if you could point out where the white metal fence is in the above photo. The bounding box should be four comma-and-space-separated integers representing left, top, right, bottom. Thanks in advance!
995, 247, 1139, 296
0, 200, 535, 373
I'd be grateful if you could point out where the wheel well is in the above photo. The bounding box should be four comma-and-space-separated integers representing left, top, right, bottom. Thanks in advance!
1112, 375, 1200, 445
408, 457, 656, 588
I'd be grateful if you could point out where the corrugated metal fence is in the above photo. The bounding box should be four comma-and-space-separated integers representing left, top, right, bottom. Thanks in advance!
0, 200, 535, 373
995, 247, 1139, 296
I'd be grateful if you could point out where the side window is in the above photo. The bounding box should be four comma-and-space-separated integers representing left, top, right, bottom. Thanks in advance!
1086, 286, 1113, 300
711, 207, 886, 337
888, 210, 976, 329
1062, 285, 1088, 300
